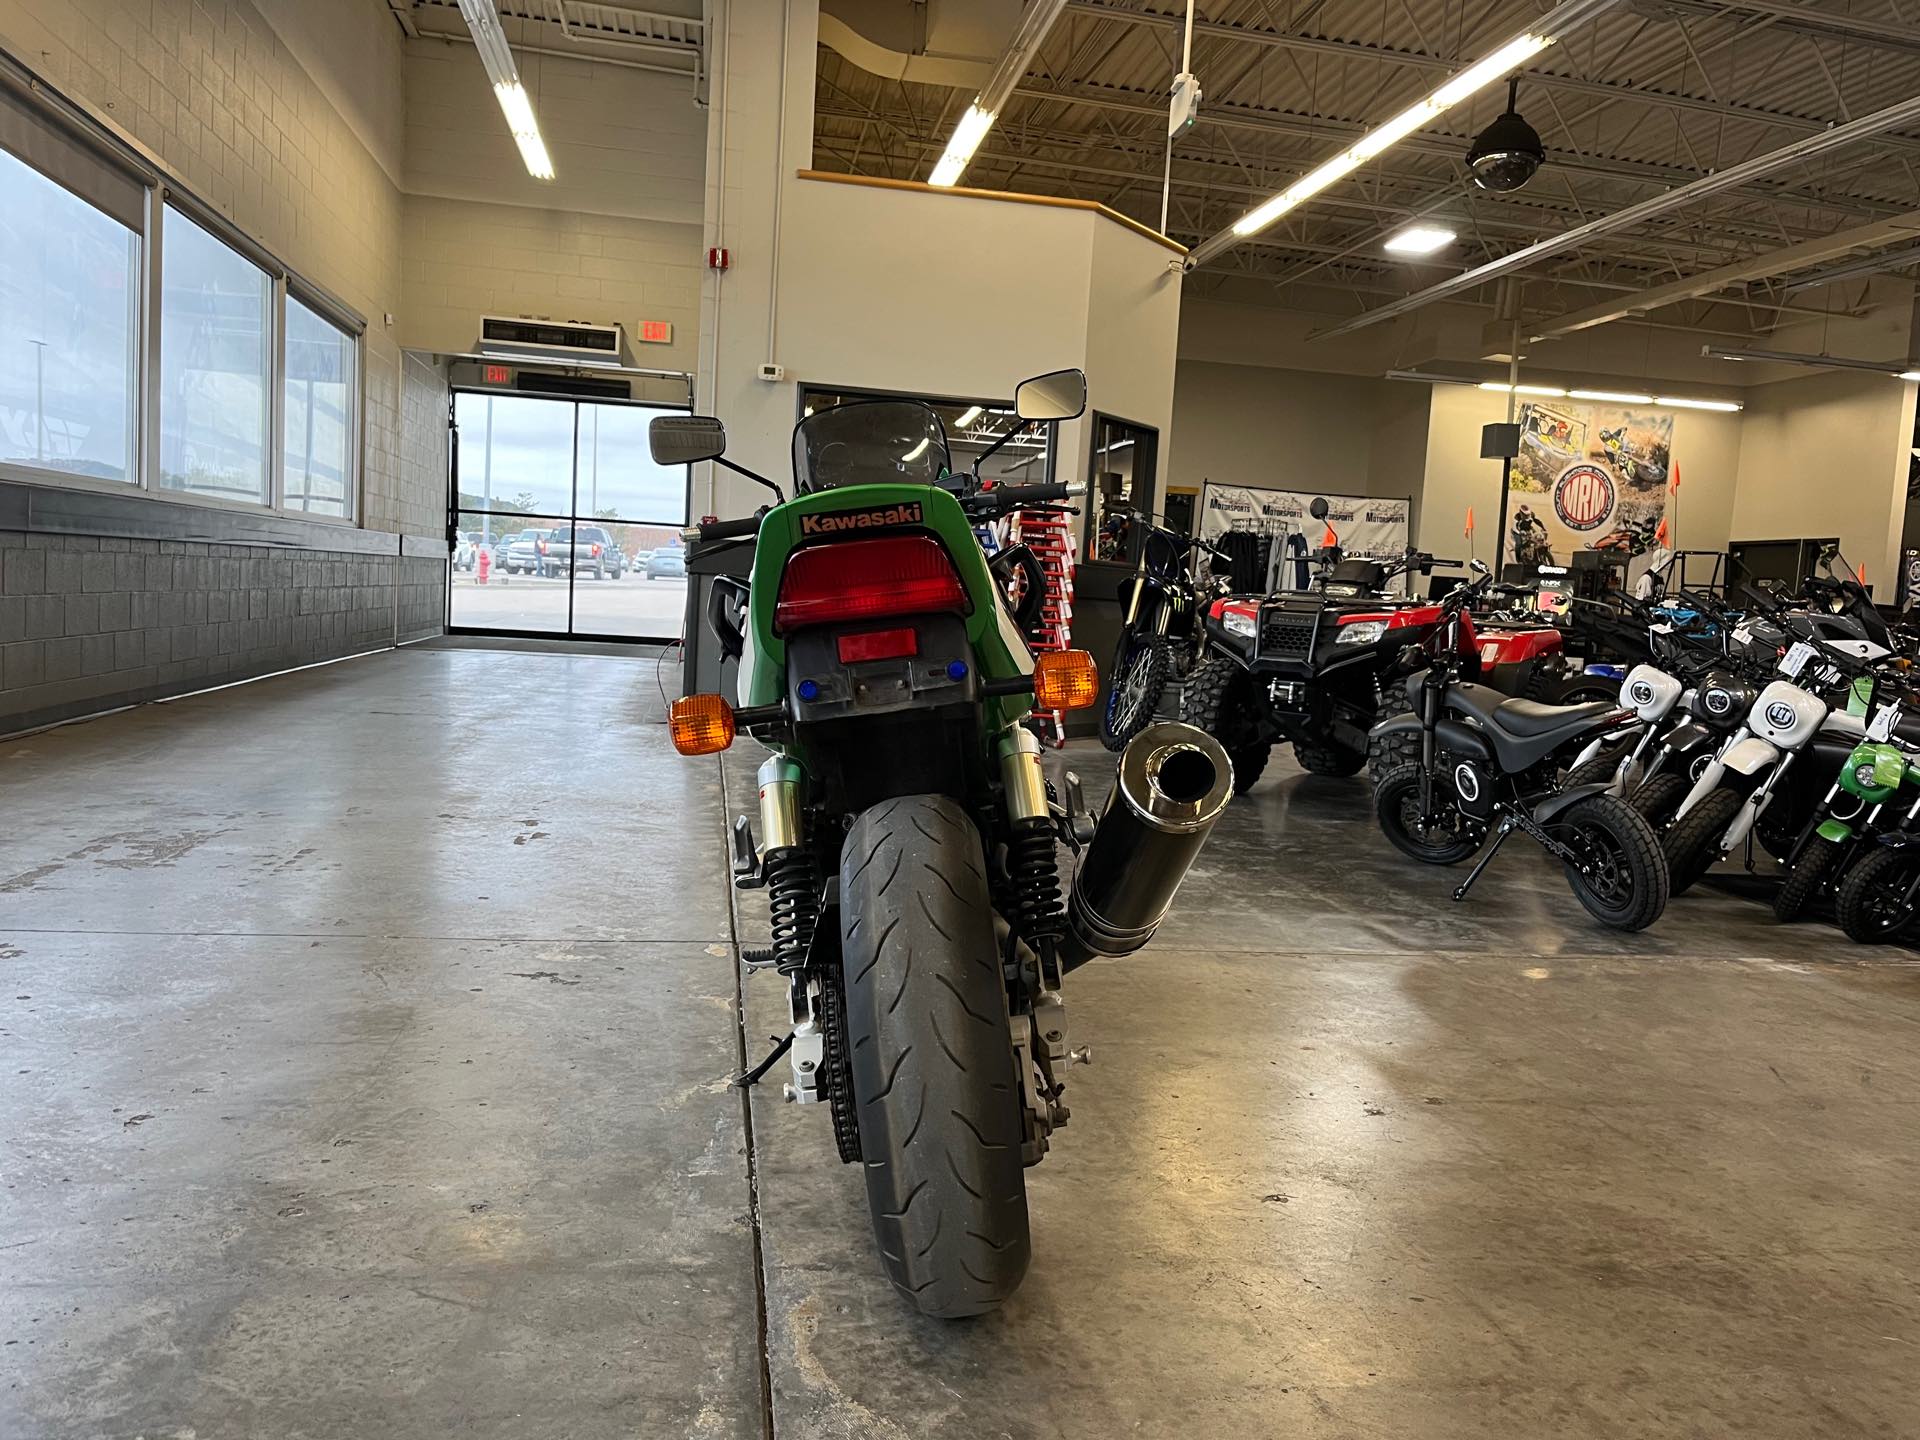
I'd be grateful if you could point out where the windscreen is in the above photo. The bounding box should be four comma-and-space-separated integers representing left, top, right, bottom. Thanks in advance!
792, 401, 950, 493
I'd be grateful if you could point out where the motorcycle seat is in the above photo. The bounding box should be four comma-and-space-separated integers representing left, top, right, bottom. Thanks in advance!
1445, 683, 1621, 771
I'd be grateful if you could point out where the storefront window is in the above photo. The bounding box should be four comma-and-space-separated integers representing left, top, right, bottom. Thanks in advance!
0, 146, 139, 483
159, 206, 272, 505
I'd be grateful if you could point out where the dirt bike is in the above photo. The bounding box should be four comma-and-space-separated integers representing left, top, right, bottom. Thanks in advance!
1101, 513, 1232, 752
659, 370, 1231, 1318
1368, 561, 1669, 930
1773, 694, 1920, 924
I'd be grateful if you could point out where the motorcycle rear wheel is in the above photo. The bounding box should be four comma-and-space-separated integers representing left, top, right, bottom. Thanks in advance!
1552, 794, 1668, 931
1661, 788, 1743, 897
1835, 846, 1920, 944
840, 794, 1030, 1318
1374, 763, 1485, 865
1101, 636, 1171, 752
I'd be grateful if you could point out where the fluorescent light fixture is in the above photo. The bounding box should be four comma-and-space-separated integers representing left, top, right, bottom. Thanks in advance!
1384, 225, 1458, 255
1705, 344, 1920, 378
1229, 33, 1551, 239
955, 405, 984, 427
1480, 382, 1567, 397
930, 104, 997, 187
457, 0, 555, 180
926, 0, 1071, 187
902, 437, 931, 462
1570, 388, 1656, 404
1900, 370, 1920, 382
1654, 396, 1742, 412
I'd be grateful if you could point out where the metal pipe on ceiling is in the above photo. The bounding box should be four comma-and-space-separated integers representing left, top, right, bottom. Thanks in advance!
1312, 91, 1920, 339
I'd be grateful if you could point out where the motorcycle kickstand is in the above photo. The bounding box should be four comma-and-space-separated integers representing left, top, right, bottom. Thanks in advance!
1452, 815, 1516, 903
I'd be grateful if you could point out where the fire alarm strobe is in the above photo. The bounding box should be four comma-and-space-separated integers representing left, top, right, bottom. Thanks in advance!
707, 246, 730, 271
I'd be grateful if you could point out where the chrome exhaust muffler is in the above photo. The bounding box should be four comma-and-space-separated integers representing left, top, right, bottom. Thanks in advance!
1061, 721, 1233, 970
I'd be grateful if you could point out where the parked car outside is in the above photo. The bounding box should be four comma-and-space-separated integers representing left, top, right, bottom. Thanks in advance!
500, 529, 552, 575
540, 524, 623, 580
452, 532, 475, 571
630, 548, 654, 572
646, 545, 686, 580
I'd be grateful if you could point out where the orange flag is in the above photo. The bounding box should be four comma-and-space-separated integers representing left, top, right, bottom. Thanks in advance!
1655, 516, 1670, 546
1669, 458, 1682, 493
1858, 562, 1868, 584
1322, 524, 1338, 548
1465, 505, 1475, 537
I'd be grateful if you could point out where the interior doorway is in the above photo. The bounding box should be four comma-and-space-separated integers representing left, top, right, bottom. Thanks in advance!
448, 391, 691, 641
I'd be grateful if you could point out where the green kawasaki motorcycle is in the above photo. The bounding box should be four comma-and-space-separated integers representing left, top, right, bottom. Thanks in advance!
658, 370, 1232, 1318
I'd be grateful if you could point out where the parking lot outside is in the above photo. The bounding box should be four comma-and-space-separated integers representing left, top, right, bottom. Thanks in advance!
449, 570, 689, 638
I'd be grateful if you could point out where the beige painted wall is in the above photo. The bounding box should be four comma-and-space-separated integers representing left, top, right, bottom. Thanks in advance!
1418, 384, 1743, 570
398, 39, 704, 380
1731, 370, 1917, 590
1169, 362, 1427, 509
0, 0, 443, 534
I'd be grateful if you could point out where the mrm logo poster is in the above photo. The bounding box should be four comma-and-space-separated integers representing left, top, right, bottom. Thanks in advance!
1509, 400, 1672, 568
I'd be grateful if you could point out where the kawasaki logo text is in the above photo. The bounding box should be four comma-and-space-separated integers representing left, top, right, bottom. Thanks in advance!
799, 502, 925, 536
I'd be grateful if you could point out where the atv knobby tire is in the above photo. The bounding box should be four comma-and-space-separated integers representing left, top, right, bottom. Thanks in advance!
1181, 657, 1270, 795
1367, 710, 1419, 785
1292, 737, 1368, 777
840, 795, 1029, 1318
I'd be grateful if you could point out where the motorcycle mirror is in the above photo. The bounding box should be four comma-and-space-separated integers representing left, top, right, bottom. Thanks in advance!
1309, 497, 1330, 520
650, 415, 728, 466
1470, 558, 1491, 576
1015, 369, 1087, 422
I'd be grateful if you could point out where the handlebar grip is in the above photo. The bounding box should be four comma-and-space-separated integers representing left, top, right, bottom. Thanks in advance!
992, 482, 1072, 506
697, 512, 763, 542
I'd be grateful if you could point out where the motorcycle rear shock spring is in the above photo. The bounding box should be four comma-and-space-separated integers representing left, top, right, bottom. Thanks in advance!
764, 845, 821, 974
1006, 818, 1064, 949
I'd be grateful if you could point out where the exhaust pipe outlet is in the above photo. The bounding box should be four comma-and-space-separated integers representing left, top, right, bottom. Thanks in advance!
1061, 722, 1233, 970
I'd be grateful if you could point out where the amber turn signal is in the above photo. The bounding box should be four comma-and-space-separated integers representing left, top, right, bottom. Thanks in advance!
1032, 649, 1099, 711
670, 693, 736, 755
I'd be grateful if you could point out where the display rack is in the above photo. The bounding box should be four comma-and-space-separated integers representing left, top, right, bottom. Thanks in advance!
1011, 506, 1077, 747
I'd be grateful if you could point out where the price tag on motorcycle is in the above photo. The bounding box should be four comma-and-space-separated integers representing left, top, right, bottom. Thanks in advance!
1779, 640, 1816, 679
1869, 703, 1899, 742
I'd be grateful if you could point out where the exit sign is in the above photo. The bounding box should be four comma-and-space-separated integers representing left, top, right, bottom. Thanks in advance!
482, 364, 511, 384
638, 319, 673, 344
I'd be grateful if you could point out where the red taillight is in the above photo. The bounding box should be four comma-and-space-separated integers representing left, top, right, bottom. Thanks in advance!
836, 627, 919, 664
591, 542, 602, 558
776, 536, 968, 633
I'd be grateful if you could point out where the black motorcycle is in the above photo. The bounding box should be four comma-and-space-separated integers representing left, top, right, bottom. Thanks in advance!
1370, 562, 1670, 931
1101, 514, 1231, 751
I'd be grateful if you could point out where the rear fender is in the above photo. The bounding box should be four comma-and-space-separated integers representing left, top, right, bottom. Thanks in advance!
1534, 782, 1614, 826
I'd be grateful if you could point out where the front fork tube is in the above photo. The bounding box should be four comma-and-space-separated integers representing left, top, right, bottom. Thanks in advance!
1723, 749, 1793, 855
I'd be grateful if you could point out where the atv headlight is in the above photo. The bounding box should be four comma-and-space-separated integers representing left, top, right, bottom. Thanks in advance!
1855, 762, 1880, 788
1337, 620, 1389, 646
1222, 610, 1257, 640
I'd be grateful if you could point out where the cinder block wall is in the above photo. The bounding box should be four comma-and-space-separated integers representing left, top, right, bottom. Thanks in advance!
0, 535, 444, 733
0, 0, 450, 732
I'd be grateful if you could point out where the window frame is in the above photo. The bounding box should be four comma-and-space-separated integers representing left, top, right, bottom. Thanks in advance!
0, 69, 367, 525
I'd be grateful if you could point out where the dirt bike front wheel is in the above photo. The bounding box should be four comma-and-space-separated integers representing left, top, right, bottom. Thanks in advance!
1101, 636, 1171, 751
839, 795, 1030, 1318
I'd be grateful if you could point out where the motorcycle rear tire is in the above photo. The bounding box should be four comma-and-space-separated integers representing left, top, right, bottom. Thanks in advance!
1101, 637, 1171, 752
1553, 794, 1668, 931
1662, 788, 1743, 897
1374, 763, 1485, 865
1772, 834, 1840, 924
1181, 657, 1270, 795
1835, 845, 1920, 944
840, 794, 1030, 1319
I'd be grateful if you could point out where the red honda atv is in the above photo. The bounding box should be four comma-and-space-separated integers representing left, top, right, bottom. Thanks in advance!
1181, 537, 1572, 794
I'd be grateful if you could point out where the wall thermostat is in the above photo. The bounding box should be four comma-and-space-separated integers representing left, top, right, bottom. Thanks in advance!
758, 363, 785, 382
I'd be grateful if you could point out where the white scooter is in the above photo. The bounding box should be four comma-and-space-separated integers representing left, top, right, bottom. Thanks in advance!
1660, 639, 1841, 896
